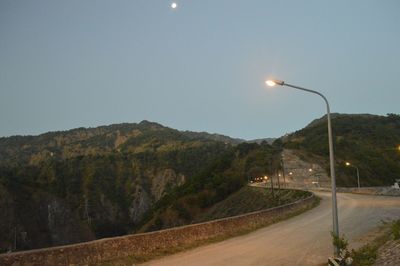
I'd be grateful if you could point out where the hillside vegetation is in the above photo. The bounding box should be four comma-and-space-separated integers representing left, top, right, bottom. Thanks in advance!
135, 142, 280, 232
0, 121, 242, 167
2, 113, 398, 252
0, 121, 278, 252
282, 113, 400, 186
194, 186, 311, 223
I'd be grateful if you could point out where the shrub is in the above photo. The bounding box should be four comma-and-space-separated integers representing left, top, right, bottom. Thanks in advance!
350, 244, 377, 266
392, 220, 400, 240
331, 232, 348, 251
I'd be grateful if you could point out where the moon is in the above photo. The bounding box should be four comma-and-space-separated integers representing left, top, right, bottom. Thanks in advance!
171, 2, 177, 9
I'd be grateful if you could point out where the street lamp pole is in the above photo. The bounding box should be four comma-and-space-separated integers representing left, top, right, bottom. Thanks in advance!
346, 162, 360, 189
356, 166, 360, 189
266, 79, 339, 255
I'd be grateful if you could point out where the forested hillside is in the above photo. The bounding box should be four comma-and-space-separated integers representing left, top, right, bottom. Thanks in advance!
282, 113, 400, 186
0, 121, 277, 252
2, 113, 398, 252
136, 142, 279, 232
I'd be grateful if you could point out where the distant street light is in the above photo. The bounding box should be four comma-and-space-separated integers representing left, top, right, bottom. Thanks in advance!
266, 78, 339, 255
345, 162, 360, 189
171, 2, 177, 9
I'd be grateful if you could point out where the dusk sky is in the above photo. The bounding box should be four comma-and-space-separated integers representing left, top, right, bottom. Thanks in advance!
1, 0, 399, 140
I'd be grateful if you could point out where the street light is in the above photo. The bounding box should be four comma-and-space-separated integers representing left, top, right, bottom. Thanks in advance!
266, 78, 339, 255
345, 162, 360, 189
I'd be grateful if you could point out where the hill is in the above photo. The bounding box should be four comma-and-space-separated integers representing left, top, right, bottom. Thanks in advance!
0, 121, 276, 252
0, 121, 242, 167
282, 113, 400, 186
246, 138, 276, 145
3, 113, 398, 252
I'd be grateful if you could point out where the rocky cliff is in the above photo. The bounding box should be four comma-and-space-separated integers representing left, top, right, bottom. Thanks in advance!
0, 121, 236, 252
281, 149, 330, 188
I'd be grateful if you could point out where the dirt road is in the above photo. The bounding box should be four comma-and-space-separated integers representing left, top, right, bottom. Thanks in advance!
143, 192, 400, 266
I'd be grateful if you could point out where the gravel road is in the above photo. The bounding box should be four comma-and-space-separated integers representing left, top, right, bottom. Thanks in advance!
143, 192, 400, 266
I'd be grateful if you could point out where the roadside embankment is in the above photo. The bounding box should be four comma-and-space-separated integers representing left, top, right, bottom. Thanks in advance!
0, 189, 318, 266
374, 238, 400, 266
348, 220, 400, 266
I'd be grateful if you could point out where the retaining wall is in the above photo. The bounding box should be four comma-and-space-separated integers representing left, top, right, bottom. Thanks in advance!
0, 193, 316, 266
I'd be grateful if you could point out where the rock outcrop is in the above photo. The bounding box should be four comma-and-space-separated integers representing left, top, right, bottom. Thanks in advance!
281, 149, 330, 188
0, 185, 94, 252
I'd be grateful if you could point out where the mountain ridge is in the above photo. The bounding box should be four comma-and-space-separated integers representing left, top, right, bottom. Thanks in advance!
0, 120, 244, 167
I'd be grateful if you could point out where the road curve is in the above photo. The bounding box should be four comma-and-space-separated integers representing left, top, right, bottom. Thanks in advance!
143, 192, 400, 266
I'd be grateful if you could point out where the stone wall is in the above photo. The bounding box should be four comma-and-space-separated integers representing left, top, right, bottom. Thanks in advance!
374, 239, 400, 266
0, 193, 316, 266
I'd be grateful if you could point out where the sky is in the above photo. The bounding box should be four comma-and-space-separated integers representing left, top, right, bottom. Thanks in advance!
1, 0, 399, 140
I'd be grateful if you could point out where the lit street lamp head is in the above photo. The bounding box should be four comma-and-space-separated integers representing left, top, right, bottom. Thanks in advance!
265, 79, 284, 87
345, 162, 351, 166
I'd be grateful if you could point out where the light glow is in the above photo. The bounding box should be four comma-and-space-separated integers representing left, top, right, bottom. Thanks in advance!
266, 80, 276, 87
171, 2, 177, 9
265, 78, 284, 86
345, 162, 350, 166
